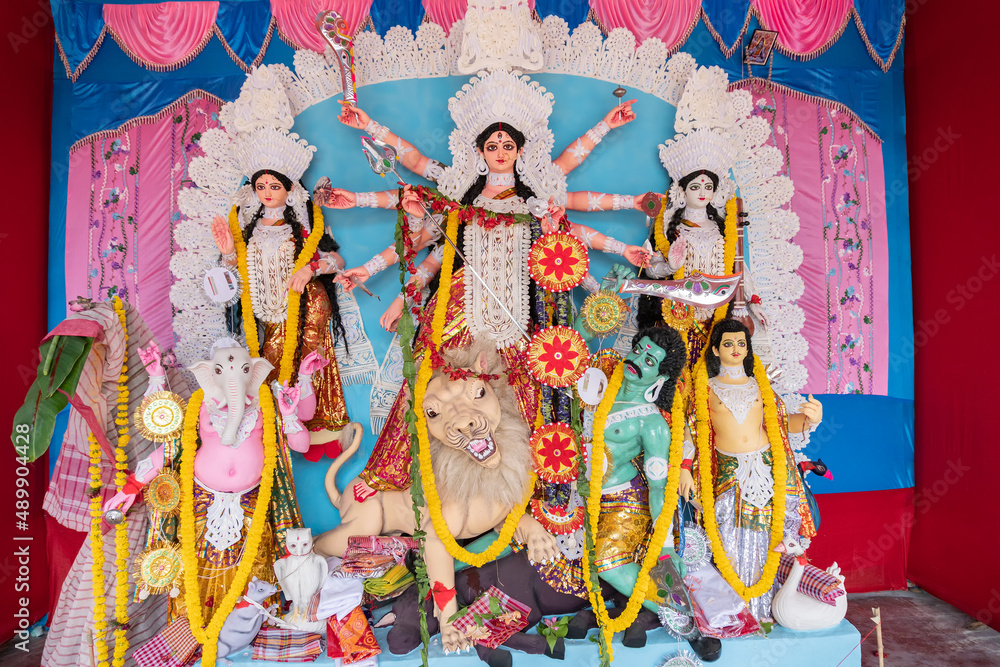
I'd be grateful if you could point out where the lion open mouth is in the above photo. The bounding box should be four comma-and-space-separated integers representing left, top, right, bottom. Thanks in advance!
466, 436, 497, 463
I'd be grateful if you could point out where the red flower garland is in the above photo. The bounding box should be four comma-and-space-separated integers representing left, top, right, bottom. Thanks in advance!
413, 185, 529, 230
425, 342, 506, 384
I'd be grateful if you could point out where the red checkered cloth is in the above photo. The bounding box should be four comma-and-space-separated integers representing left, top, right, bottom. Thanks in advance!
776, 554, 845, 606
346, 535, 419, 562
452, 586, 531, 649
339, 552, 396, 577
327, 606, 381, 664
132, 618, 200, 667
251, 627, 323, 662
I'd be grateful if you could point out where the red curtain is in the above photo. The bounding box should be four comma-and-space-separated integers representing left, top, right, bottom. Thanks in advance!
905, 0, 1000, 630
0, 0, 53, 644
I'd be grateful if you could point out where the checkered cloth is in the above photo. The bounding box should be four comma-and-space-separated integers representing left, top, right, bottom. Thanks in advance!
776, 554, 845, 606
346, 535, 419, 562
132, 618, 200, 667
251, 627, 323, 662
452, 586, 531, 649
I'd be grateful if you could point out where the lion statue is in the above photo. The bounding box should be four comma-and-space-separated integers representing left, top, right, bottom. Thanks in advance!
313, 339, 560, 652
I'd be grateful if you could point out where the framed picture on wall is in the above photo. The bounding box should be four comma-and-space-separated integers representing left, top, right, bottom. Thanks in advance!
745, 29, 778, 66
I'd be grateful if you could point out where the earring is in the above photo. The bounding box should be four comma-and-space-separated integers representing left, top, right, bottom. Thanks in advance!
285, 188, 299, 208
515, 157, 527, 176
711, 187, 726, 209
476, 154, 489, 175
644, 376, 666, 403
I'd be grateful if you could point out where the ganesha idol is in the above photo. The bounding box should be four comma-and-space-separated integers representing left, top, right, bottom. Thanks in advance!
110, 338, 354, 625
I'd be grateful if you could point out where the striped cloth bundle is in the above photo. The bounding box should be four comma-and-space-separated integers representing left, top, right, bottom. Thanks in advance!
251, 627, 323, 662
775, 554, 846, 606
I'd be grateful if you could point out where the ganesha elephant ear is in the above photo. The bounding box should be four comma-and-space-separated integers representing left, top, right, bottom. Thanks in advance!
475, 351, 489, 374
189, 360, 226, 405
246, 357, 275, 398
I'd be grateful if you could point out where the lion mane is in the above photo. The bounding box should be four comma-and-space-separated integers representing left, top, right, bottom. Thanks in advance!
425, 339, 532, 511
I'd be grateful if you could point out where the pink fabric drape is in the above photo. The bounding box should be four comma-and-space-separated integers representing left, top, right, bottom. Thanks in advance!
270, 0, 372, 51
65, 93, 222, 351
423, 0, 535, 36
103, 2, 218, 69
754, 0, 852, 57
590, 0, 700, 51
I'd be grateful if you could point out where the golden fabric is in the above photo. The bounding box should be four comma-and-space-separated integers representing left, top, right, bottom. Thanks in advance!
260, 281, 349, 431
594, 477, 651, 572
170, 482, 277, 623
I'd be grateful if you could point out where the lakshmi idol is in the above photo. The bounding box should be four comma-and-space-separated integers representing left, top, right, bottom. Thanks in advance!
209, 126, 357, 449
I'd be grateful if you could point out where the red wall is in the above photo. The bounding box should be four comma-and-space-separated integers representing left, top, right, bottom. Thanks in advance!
905, 0, 1000, 630
0, 0, 53, 644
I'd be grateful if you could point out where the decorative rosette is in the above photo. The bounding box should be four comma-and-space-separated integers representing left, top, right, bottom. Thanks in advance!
680, 523, 712, 571
528, 232, 587, 292
661, 298, 696, 330
656, 649, 702, 667
528, 326, 589, 388
134, 544, 183, 599
134, 391, 187, 442
146, 471, 181, 515
589, 348, 623, 378
580, 291, 627, 337
530, 499, 586, 536
531, 422, 581, 483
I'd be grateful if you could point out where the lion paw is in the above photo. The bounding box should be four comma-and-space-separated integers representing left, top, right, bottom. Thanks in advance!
441, 622, 471, 654
527, 530, 561, 565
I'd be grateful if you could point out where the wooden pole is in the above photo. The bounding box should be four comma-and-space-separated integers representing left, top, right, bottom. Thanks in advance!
870, 606, 885, 667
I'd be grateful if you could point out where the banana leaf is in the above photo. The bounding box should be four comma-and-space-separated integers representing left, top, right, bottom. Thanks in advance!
11, 335, 94, 462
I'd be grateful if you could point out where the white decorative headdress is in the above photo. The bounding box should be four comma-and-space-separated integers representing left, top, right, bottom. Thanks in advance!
658, 66, 739, 210
457, 0, 543, 74
437, 69, 566, 206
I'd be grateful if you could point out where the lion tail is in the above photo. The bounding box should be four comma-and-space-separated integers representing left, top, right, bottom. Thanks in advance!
324, 422, 362, 509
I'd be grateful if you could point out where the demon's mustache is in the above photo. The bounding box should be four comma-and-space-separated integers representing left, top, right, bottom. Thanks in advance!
624, 359, 643, 378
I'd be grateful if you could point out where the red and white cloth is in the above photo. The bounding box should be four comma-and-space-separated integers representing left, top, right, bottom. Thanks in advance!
452, 586, 531, 649
775, 554, 845, 606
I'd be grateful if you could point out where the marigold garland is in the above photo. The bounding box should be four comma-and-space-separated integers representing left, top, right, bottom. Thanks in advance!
693, 358, 788, 601
87, 430, 109, 667
178, 387, 279, 667
653, 198, 738, 352
412, 210, 535, 568
111, 297, 130, 667
582, 362, 685, 661
228, 203, 324, 384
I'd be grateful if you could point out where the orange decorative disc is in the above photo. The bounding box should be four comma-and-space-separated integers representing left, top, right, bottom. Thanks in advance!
531, 422, 581, 483
530, 499, 586, 535
528, 326, 590, 387
528, 232, 588, 292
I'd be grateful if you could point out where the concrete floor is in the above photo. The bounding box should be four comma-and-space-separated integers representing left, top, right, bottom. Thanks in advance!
3, 587, 998, 666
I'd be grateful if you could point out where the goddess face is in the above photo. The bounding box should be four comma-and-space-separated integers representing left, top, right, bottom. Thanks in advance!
714, 331, 747, 367
254, 173, 290, 209
684, 174, 715, 210
624, 336, 667, 386
478, 131, 522, 174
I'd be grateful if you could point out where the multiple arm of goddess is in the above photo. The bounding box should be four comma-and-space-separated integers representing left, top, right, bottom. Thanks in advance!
323, 101, 653, 330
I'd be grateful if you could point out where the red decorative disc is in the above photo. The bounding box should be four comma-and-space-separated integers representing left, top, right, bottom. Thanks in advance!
528, 232, 588, 292
530, 499, 586, 535
528, 326, 590, 387
531, 422, 581, 483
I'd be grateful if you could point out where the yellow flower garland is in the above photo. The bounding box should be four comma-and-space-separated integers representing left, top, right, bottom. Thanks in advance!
694, 358, 787, 601
178, 387, 279, 667
111, 297, 130, 667
653, 197, 738, 355
88, 297, 132, 667
582, 362, 685, 658
87, 430, 109, 667
413, 210, 534, 568
228, 203, 325, 384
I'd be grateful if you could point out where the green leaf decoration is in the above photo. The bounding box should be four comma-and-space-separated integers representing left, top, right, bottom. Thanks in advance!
11, 336, 94, 462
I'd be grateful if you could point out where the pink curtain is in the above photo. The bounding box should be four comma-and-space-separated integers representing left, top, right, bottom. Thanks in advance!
754, 0, 852, 57
589, 0, 700, 51
103, 2, 218, 69
270, 0, 372, 51
65, 93, 223, 350
423, 0, 535, 36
